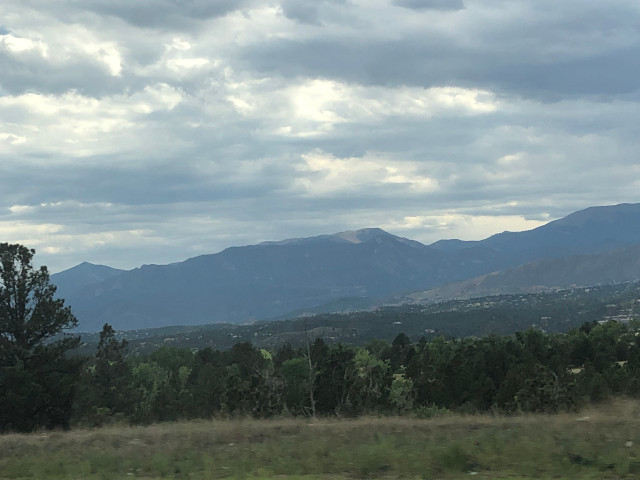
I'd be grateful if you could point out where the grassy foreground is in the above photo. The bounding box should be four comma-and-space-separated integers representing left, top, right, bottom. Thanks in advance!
3, 401, 640, 479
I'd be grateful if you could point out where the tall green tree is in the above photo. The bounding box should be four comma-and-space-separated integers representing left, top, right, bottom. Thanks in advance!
75, 323, 132, 425
94, 324, 131, 416
0, 243, 81, 431
351, 347, 390, 412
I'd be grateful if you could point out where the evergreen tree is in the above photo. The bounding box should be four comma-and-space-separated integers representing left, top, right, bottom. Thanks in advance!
94, 323, 131, 416
0, 243, 81, 431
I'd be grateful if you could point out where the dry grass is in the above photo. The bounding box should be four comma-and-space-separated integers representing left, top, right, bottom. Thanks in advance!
3, 399, 640, 479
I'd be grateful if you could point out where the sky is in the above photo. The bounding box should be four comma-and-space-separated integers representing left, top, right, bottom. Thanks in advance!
1, 0, 639, 273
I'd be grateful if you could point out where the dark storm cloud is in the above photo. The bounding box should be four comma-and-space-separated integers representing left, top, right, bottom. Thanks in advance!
238, 1, 640, 100
74, 0, 257, 29
240, 37, 640, 100
0, 51, 125, 96
280, 0, 323, 25
0, 153, 296, 209
393, 0, 465, 11
280, 0, 348, 25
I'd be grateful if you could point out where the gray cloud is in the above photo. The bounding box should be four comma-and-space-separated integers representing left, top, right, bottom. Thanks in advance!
70, 0, 257, 30
281, 0, 323, 25
280, 0, 348, 25
393, 0, 465, 11
1, 0, 639, 272
238, 1, 640, 100
0, 51, 124, 96
240, 37, 640, 100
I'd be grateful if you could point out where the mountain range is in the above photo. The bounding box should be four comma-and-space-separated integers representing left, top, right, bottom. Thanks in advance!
52, 203, 640, 332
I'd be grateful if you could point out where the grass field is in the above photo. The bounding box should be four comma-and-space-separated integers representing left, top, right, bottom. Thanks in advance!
2, 400, 640, 479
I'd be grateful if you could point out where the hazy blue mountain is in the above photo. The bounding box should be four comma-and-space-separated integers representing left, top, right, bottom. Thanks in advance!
408, 242, 640, 303
51, 262, 126, 294
54, 229, 449, 331
52, 203, 640, 332
430, 203, 640, 259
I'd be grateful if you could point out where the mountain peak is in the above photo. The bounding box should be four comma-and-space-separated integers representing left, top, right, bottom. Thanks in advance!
259, 227, 420, 247
60, 262, 123, 274
52, 262, 126, 292
334, 228, 392, 244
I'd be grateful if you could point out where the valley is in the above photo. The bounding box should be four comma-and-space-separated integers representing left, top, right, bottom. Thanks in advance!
73, 281, 640, 355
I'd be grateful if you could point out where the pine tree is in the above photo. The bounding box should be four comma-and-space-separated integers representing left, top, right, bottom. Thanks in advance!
0, 243, 81, 431
93, 323, 131, 417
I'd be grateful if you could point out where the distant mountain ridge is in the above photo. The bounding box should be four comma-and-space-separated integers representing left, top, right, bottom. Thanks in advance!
408, 242, 640, 303
51, 262, 125, 294
51, 203, 640, 332
430, 203, 640, 259
54, 229, 450, 331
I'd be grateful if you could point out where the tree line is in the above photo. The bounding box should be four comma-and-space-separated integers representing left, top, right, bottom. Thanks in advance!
2, 243, 640, 432
71, 319, 640, 427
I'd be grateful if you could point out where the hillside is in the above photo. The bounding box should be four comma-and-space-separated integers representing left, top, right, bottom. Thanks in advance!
72, 281, 640, 356
410, 242, 640, 303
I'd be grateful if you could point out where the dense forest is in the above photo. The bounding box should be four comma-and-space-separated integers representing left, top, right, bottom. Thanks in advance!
67, 319, 640, 428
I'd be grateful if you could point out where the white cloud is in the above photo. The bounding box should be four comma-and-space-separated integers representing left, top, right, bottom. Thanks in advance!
296, 150, 439, 195
385, 212, 549, 243
8, 204, 35, 214
82, 41, 123, 76
0, 221, 64, 242
0, 132, 26, 147
167, 57, 210, 72
168, 38, 192, 51
0, 33, 48, 56
227, 77, 498, 137
0, 84, 184, 159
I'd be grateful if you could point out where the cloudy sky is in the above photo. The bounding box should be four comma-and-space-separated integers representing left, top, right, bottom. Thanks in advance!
1, 0, 639, 273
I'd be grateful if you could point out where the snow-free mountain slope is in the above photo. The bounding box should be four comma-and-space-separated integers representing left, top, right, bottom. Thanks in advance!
52, 203, 640, 331
51, 262, 126, 294
409, 242, 640, 303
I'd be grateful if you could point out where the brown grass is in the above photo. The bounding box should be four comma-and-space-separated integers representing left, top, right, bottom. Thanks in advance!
2, 399, 640, 479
